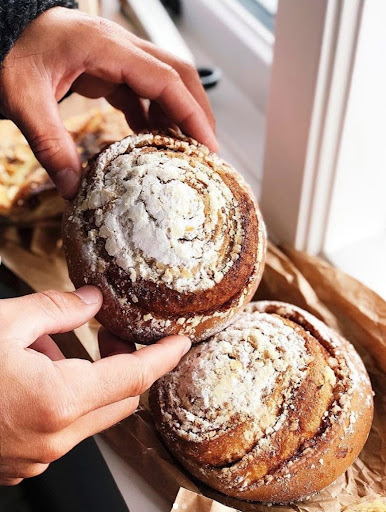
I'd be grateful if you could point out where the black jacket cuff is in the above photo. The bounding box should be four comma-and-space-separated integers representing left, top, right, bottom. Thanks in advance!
0, 1, 78, 66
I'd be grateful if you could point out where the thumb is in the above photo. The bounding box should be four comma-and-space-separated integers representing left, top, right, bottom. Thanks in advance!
11, 86, 81, 199
0, 286, 103, 347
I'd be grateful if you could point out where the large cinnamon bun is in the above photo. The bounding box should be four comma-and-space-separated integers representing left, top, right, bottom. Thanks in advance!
149, 301, 374, 503
63, 132, 266, 344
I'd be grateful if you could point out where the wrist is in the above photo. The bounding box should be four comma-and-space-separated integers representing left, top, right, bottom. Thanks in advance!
0, 2, 78, 67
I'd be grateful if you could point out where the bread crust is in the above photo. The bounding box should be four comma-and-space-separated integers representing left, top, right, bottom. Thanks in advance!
62, 132, 266, 344
149, 301, 374, 503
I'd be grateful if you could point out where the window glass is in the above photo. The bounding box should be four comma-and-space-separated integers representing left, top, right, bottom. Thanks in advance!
236, 0, 278, 31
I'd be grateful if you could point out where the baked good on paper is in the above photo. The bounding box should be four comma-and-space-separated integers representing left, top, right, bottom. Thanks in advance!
62, 132, 266, 344
66, 107, 132, 163
149, 301, 374, 504
0, 120, 61, 223
343, 497, 386, 512
0, 108, 131, 223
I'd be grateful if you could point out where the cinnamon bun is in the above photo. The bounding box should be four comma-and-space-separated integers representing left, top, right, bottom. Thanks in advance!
149, 301, 374, 503
63, 132, 266, 344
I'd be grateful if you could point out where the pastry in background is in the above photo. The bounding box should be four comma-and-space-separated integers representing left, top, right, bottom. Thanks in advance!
343, 498, 386, 512
149, 301, 374, 504
63, 132, 266, 344
0, 108, 131, 223
66, 108, 132, 163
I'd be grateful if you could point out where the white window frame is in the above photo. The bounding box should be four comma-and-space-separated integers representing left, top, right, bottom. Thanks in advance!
260, 0, 364, 254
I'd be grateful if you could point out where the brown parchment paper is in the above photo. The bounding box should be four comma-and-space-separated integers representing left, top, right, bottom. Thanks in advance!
0, 223, 385, 512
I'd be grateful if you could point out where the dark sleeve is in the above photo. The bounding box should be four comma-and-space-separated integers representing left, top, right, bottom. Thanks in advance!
0, 0, 78, 66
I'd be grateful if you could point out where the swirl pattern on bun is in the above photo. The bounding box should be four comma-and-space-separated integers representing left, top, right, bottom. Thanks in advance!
149, 301, 374, 503
63, 132, 266, 343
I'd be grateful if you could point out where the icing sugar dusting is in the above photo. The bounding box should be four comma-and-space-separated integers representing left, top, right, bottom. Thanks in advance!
159, 312, 311, 442
152, 301, 374, 498
81, 149, 244, 293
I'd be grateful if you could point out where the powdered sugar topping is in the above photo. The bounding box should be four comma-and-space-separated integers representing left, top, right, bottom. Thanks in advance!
158, 312, 311, 442
80, 146, 244, 293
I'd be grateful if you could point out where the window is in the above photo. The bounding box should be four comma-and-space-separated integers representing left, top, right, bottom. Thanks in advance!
236, 0, 278, 31
259, 0, 385, 298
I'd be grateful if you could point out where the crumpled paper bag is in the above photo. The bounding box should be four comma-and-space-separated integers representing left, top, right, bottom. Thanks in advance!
0, 226, 384, 512
172, 488, 239, 511
170, 492, 386, 512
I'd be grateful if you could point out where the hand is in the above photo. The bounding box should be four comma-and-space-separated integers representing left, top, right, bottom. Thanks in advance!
0, 7, 217, 199
0, 286, 190, 485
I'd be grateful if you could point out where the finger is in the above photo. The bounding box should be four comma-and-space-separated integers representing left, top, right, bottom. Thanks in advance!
0, 462, 49, 480
106, 84, 149, 132
92, 335, 191, 401
19, 398, 135, 464
72, 74, 149, 131
9, 82, 81, 199
71, 73, 117, 99
0, 286, 102, 346
98, 327, 136, 358
131, 36, 216, 131
57, 335, 191, 416
24, 396, 139, 464
56, 396, 139, 452
72, 74, 149, 132
86, 35, 218, 151
0, 478, 23, 486
148, 101, 176, 132
123, 58, 219, 151
29, 335, 65, 361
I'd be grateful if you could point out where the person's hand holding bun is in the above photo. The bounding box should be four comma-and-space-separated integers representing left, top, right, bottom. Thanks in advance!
0, 286, 190, 485
0, 6, 217, 199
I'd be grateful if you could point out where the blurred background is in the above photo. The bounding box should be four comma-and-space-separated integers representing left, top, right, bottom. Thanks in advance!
96, 0, 385, 300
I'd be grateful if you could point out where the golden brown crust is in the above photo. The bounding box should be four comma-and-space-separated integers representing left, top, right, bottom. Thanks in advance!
149, 301, 374, 504
62, 132, 266, 344
0, 108, 131, 223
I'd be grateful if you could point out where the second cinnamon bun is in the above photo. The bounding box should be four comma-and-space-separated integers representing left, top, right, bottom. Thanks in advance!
149, 301, 373, 503
63, 132, 266, 344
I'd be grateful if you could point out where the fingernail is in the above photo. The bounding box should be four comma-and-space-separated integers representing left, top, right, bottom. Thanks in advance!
182, 338, 191, 356
204, 131, 219, 154
74, 286, 101, 305
210, 134, 219, 153
55, 168, 80, 200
